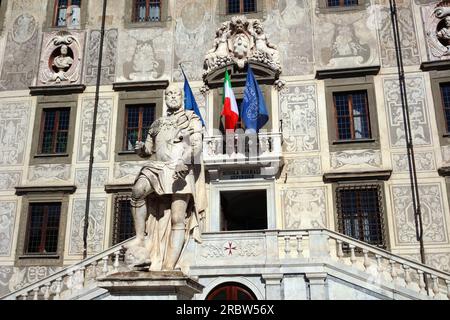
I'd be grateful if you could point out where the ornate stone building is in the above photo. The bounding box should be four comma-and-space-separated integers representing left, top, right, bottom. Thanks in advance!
0, 0, 450, 300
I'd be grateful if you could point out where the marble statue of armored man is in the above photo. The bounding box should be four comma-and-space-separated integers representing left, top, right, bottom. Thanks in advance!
125, 83, 206, 271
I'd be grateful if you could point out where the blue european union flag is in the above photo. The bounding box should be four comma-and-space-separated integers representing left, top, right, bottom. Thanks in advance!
241, 65, 268, 132
181, 67, 205, 127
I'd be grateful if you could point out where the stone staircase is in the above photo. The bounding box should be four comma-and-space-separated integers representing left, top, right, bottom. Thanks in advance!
2, 229, 450, 300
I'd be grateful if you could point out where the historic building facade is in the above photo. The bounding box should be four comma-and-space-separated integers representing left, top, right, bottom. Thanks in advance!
1, 0, 450, 300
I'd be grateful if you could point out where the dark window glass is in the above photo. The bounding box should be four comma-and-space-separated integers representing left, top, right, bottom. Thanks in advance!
133, 0, 161, 22
227, 0, 257, 14
333, 91, 371, 140
207, 282, 257, 300
113, 196, 135, 244
124, 104, 155, 151
26, 203, 61, 254
327, 0, 358, 7
336, 186, 384, 247
54, 0, 81, 27
39, 108, 70, 154
440, 83, 450, 133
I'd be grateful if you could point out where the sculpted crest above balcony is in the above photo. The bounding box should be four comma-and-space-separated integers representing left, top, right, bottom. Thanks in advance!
203, 16, 282, 79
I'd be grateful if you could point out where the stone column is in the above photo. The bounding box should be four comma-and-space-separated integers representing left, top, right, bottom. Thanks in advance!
305, 273, 328, 300
262, 274, 283, 300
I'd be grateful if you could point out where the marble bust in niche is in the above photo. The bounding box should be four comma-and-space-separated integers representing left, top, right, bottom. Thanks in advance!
51, 45, 74, 83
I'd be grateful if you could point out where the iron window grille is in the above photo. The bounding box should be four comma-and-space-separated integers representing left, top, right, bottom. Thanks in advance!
133, 0, 161, 22
123, 104, 155, 151
53, 0, 81, 27
227, 0, 257, 14
113, 195, 135, 245
39, 108, 70, 154
333, 91, 371, 141
327, 0, 358, 7
25, 203, 61, 254
440, 83, 450, 133
336, 185, 385, 248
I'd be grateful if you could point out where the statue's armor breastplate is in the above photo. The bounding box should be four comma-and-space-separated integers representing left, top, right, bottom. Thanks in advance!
153, 115, 185, 165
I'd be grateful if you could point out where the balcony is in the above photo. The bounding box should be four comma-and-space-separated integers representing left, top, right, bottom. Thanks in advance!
202, 131, 283, 179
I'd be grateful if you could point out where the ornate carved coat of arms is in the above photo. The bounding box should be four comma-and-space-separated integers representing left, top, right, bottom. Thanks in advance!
425, 1, 450, 60
203, 16, 281, 78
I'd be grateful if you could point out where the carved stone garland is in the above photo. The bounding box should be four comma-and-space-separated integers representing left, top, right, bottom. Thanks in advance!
426, 1, 450, 59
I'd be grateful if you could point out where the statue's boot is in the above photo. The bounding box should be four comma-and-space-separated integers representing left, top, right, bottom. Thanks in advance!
126, 202, 147, 249
162, 228, 185, 271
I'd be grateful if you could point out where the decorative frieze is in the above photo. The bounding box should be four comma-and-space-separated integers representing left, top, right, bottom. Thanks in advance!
285, 157, 322, 178
392, 184, 448, 245
282, 187, 327, 229
383, 76, 432, 148
85, 29, 118, 85
0, 101, 31, 166
199, 240, 264, 260
0, 171, 22, 191
69, 198, 107, 255
27, 164, 70, 183
0, 201, 16, 257
392, 151, 436, 173
279, 84, 319, 153
331, 150, 382, 170
77, 98, 113, 163
75, 168, 109, 189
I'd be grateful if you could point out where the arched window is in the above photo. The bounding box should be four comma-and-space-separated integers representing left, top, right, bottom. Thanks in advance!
206, 282, 257, 300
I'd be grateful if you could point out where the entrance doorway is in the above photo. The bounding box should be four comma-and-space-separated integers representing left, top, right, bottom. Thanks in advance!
206, 282, 257, 300
220, 190, 267, 231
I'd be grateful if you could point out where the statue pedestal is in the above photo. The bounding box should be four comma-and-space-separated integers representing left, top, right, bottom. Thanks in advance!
97, 271, 204, 300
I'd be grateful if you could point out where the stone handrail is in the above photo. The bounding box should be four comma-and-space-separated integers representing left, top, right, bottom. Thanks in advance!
1, 237, 134, 300
279, 229, 450, 299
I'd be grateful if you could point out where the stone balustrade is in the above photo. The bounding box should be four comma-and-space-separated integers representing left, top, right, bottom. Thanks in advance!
203, 131, 282, 166
3, 229, 450, 300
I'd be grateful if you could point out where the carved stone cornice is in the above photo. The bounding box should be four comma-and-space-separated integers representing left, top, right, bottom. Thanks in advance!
438, 166, 450, 177
15, 185, 77, 196
104, 184, 133, 193
113, 80, 170, 92
316, 66, 380, 80
420, 60, 450, 71
29, 84, 86, 96
323, 169, 392, 183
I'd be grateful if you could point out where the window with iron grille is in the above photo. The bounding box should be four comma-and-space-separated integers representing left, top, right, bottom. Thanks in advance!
133, 0, 161, 22
333, 91, 371, 141
227, 0, 257, 14
336, 185, 385, 247
327, 0, 358, 6
25, 203, 61, 254
113, 196, 135, 245
53, 0, 81, 27
440, 83, 450, 133
123, 104, 155, 151
39, 108, 70, 154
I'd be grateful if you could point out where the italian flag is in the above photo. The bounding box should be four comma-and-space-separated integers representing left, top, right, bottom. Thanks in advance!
221, 70, 239, 130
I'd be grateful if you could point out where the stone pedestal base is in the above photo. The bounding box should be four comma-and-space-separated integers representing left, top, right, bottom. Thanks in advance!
97, 271, 204, 300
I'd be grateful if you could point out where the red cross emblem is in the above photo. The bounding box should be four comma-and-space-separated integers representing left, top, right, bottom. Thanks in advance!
224, 242, 237, 255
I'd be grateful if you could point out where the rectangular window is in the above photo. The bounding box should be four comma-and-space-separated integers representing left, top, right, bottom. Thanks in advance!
333, 91, 371, 141
227, 0, 257, 14
123, 104, 155, 151
336, 185, 384, 247
39, 108, 70, 154
133, 0, 161, 22
327, 0, 358, 6
113, 196, 135, 245
53, 0, 81, 27
25, 203, 61, 254
441, 83, 450, 133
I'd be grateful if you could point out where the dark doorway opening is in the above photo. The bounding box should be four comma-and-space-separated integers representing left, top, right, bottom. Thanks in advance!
206, 282, 257, 300
220, 190, 267, 231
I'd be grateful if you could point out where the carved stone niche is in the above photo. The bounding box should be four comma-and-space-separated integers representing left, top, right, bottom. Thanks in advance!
38, 31, 85, 86
202, 15, 282, 85
425, 1, 450, 60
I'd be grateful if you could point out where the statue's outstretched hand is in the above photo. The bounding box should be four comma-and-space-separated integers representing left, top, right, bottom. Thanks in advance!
134, 141, 145, 154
